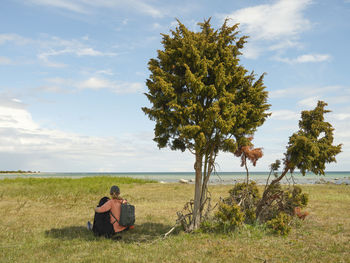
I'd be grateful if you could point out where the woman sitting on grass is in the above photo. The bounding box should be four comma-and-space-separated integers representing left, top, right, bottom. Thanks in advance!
87, 185, 134, 238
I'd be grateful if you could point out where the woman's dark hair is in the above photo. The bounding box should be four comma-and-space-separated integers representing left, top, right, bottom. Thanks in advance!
110, 185, 120, 195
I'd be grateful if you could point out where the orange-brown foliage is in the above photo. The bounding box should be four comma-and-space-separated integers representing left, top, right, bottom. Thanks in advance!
234, 137, 263, 167
294, 207, 309, 220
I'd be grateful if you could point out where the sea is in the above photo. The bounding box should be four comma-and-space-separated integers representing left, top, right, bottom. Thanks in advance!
1, 171, 350, 185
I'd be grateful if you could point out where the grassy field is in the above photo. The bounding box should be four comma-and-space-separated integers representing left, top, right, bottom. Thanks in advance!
0, 177, 349, 263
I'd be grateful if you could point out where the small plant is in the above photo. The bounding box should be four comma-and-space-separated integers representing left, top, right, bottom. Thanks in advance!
266, 212, 292, 236
225, 182, 260, 224
215, 202, 245, 232
199, 220, 218, 233
284, 186, 309, 214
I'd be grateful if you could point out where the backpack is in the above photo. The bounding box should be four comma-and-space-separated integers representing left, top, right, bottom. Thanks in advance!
111, 202, 135, 227
92, 197, 114, 238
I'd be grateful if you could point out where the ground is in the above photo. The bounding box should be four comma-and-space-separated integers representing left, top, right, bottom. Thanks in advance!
0, 177, 349, 262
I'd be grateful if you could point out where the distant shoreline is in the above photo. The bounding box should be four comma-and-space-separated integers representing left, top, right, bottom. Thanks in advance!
1, 172, 349, 185
0, 171, 40, 174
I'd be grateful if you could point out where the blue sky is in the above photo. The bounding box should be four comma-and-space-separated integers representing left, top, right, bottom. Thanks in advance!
0, 0, 349, 172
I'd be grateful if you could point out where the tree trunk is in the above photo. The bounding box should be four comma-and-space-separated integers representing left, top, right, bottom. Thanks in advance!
244, 155, 249, 184
200, 150, 215, 213
255, 167, 290, 220
190, 152, 203, 231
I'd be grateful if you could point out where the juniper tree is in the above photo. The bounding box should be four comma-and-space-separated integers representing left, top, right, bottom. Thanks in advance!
143, 19, 270, 230
256, 101, 342, 219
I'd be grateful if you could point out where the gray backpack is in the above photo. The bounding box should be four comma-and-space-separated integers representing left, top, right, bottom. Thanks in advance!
111, 203, 135, 227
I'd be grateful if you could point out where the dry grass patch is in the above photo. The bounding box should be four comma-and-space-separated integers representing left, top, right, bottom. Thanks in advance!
0, 177, 349, 262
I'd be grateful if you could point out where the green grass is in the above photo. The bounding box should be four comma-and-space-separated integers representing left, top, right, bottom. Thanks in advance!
0, 178, 349, 262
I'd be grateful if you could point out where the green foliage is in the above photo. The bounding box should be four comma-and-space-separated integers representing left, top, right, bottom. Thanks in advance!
142, 18, 270, 154
269, 160, 281, 178
208, 182, 310, 236
259, 184, 309, 222
199, 220, 219, 233
266, 212, 292, 236
244, 208, 257, 224
215, 202, 245, 232
228, 181, 260, 204
287, 186, 309, 209
225, 182, 260, 223
285, 101, 342, 175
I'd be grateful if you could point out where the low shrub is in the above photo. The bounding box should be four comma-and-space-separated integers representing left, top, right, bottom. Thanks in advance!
266, 212, 292, 236
200, 202, 245, 233
224, 182, 260, 224
215, 202, 245, 232
202, 182, 309, 236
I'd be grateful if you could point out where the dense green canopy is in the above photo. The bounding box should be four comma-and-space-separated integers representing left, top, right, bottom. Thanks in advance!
143, 19, 270, 155
285, 101, 342, 175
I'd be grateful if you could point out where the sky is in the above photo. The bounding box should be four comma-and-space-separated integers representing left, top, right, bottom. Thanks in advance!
0, 0, 349, 172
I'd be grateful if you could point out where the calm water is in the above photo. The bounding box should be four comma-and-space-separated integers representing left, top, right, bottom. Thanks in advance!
1, 171, 350, 184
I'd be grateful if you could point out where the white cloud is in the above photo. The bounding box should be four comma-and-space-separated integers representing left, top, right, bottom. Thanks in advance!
0, 106, 38, 130
0, 33, 117, 67
129, 0, 163, 18
221, 0, 312, 59
270, 110, 299, 120
38, 76, 144, 94
298, 97, 350, 111
152, 23, 162, 30
77, 77, 111, 90
77, 77, 144, 93
28, 0, 89, 13
12, 98, 22, 103
34, 78, 71, 93
241, 42, 262, 59
0, 56, 12, 65
95, 69, 114, 75
330, 113, 350, 121
37, 56, 67, 68
0, 101, 195, 172
295, 54, 331, 63
269, 39, 302, 51
0, 33, 32, 45
276, 53, 331, 64
224, 0, 311, 40
37, 36, 117, 67
270, 85, 345, 99
28, 0, 164, 17
298, 97, 319, 108
36, 86, 64, 93
327, 96, 350, 105
0, 98, 348, 172
34, 77, 75, 93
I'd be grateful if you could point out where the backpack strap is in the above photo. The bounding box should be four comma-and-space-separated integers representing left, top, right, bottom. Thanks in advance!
110, 200, 126, 225
110, 211, 119, 225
